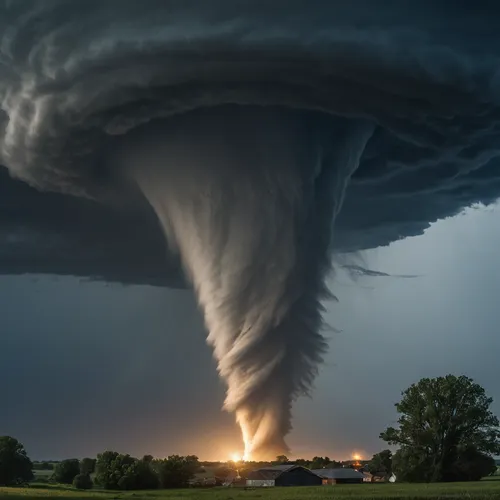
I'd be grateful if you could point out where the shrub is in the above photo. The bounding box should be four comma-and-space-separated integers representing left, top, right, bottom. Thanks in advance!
73, 473, 93, 490
51, 459, 80, 484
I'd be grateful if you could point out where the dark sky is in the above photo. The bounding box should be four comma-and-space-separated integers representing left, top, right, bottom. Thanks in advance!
2, 203, 499, 462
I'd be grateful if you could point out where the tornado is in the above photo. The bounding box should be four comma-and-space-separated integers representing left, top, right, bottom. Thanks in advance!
2, 1, 500, 459
108, 106, 374, 458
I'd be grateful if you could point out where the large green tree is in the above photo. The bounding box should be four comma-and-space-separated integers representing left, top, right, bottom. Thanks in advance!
0, 436, 34, 486
381, 375, 500, 482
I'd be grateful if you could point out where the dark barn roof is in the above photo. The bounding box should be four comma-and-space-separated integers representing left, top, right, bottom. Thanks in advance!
247, 464, 297, 481
247, 465, 323, 486
311, 468, 364, 480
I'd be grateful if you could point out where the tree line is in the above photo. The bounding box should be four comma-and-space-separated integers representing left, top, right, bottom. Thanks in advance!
0, 450, 202, 490
53, 453, 201, 490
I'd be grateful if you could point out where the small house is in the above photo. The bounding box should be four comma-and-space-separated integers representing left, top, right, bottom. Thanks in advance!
246, 465, 322, 487
311, 467, 364, 485
362, 471, 387, 482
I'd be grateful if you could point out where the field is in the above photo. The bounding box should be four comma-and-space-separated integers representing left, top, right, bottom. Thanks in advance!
1, 479, 500, 500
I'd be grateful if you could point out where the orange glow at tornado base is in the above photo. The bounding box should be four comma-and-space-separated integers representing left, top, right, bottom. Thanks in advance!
230, 452, 243, 463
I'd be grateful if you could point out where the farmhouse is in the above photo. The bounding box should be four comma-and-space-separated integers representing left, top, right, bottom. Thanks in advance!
246, 465, 322, 487
311, 467, 364, 485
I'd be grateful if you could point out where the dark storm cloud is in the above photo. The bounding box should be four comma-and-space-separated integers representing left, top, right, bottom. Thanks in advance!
2, 0, 500, 459
1, 0, 500, 282
0, 168, 185, 286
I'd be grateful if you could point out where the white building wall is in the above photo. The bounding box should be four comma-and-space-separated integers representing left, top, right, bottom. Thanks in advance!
246, 479, 275, 487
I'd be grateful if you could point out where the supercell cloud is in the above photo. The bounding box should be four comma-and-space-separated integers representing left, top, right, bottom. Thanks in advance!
2, 0, 500, 458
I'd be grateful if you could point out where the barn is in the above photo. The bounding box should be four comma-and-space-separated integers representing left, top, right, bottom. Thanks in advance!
311, 468, 365, 485
246, 465, 322, 487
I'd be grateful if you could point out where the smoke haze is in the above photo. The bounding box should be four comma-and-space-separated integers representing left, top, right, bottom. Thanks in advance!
2, 0, 500, 457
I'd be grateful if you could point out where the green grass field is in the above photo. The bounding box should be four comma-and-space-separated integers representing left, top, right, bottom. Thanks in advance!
1, 479, 500, 500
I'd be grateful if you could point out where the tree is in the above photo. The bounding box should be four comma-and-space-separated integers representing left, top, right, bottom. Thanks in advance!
213, 466, 233, 483
79, 458, 96, 475
294, 458, 308, 466
274, 455, 289, 465
391, 446, 430, 483
367, 450, 393, 479
133, 459, 158, 490
310, 456, 331, 469
52, 459, 80, 484
95, 451, 134, 490
95, 451, 121, 489
381, 375, 500, 482
0, 436, 34, 486
117, 459, 158, 490
73, 473, 93, 490
94, 451, 158, 490
452, 445, 497, 481
154, 455, 199, 489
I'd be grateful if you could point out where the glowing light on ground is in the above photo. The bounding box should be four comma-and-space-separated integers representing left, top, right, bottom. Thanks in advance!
230, 452, 243, 462
352, 453, 362, 461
